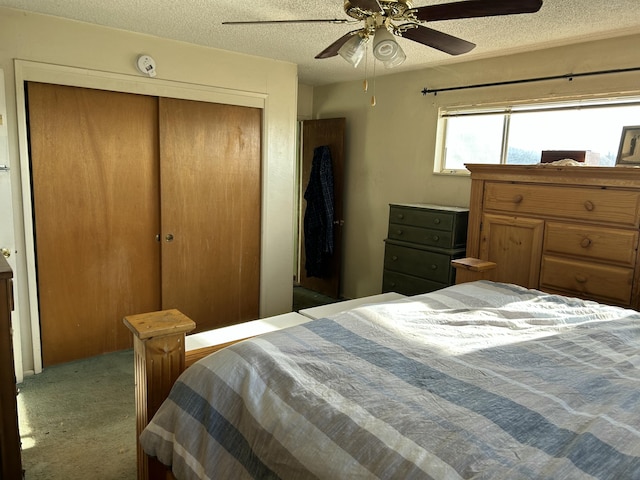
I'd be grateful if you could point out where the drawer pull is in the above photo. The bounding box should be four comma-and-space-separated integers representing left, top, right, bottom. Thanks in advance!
433, 218, 441, 225
392, 255, 398, 261
584, 200, 595, 211
430, 264, 438, 270
580, 237, 592, 248
396, 230, 404, 236
513, 194, 524, 204
432, 235, 440, 242
397, 213, 405, 220
575, 274, 588, 284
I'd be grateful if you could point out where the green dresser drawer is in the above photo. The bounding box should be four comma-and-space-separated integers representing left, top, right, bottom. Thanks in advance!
387, 224, 455, 249
389, 204, 454, 231
388, 204, 468, 247
382, 270, 446, 296
384, 242, 453, 284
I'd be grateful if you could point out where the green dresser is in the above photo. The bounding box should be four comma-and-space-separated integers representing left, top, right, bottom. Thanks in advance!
382, 204, 469, 295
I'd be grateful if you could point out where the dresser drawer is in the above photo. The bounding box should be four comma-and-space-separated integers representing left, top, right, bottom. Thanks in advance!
544, 222, 638, 266
387, 224, 456, 249
389, 205, 457, 231
540, 256, 633, 305
382, 270, 446, 296
484, 182, 640, 226
383, 242, 454, 284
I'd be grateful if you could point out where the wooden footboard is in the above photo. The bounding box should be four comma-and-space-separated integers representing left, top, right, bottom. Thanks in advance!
124, 309, 313, 480
124, 295, 413, 480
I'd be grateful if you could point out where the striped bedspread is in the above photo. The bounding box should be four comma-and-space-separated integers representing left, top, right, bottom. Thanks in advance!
141, 281, 640, 479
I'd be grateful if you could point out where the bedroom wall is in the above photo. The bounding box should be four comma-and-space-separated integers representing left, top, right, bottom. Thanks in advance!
313, 32, 640, 299
297, 83, 314, 120
0, 7, 298, 376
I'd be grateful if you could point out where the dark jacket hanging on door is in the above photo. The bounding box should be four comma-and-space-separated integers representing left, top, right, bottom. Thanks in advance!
304, 145, 335, 278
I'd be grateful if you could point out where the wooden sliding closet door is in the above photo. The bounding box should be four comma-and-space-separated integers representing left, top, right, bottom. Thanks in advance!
28, 83, 161, 366
159, 98, 261, 332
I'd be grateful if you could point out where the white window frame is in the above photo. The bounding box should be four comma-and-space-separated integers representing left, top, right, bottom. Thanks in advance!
434, 96, 640, 175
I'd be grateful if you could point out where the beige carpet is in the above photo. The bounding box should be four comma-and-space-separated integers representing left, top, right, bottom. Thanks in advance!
17, 350, 136, 479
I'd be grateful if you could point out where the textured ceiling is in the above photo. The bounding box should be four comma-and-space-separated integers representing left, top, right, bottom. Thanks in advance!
2, 0, 640, 86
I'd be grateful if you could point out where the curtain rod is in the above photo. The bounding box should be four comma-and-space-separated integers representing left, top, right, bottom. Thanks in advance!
421, 66, 640, 96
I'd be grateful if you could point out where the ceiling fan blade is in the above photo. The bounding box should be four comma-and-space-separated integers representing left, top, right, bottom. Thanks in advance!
412, 0, 543, 22
222, 18, 352, 25
399, 25, 475, 55
347, 0, 384, 14
315, 30, 363, 59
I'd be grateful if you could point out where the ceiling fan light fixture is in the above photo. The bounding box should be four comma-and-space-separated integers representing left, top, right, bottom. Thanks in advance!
372, 27, 405, 68
338, 34, 368, 68
382, 43, 406, 68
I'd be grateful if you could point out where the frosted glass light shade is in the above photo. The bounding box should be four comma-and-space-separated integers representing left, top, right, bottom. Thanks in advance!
372, 27, 406, 68
338, 34, 367, 68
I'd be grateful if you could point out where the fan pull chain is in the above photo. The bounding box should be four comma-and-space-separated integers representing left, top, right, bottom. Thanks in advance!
363, 47, 369, 92
371, 58, 377, 107
361, 43, 375, 106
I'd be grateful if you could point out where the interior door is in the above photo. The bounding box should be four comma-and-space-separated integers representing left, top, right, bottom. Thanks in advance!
28, 83, 161, 366
159, 98, 261, 333
299, 118, 346, 298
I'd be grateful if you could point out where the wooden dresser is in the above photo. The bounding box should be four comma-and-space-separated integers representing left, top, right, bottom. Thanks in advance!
466, 164, 640, 308
0, 256, 22, 479
382, 203, 468, 295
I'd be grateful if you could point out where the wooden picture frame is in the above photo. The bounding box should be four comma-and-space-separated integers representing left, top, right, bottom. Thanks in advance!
616, 125, 640, 165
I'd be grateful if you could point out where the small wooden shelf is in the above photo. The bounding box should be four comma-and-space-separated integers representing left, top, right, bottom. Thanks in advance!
451, 257, 497, 284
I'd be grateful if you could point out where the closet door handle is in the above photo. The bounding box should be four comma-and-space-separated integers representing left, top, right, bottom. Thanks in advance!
165, 234, 174, 242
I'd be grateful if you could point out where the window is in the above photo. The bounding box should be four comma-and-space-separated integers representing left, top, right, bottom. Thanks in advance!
435, 98, 640, 173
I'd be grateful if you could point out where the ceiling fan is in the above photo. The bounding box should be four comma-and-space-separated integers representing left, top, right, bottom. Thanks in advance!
223, 0, 544, 68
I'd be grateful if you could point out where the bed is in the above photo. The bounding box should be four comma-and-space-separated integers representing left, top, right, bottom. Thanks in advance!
126, 281, 640, 479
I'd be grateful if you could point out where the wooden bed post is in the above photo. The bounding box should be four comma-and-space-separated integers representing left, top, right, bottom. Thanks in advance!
124, 309, 196, 480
